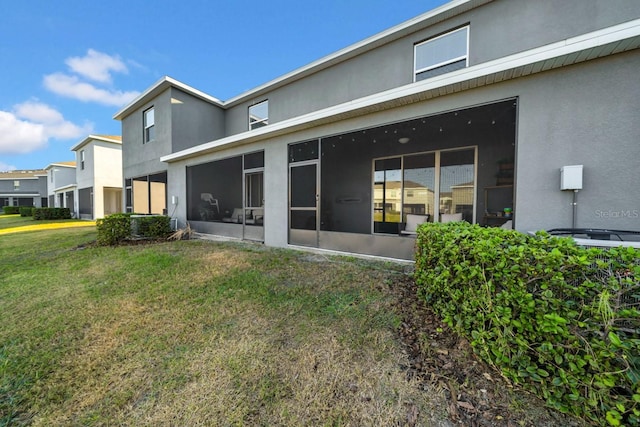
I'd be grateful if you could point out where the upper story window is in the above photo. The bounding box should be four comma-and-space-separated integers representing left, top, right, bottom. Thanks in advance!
80, 150, 85, 170
14, 180, 19, 190
249, 100, 268, 130
414, 26, 469, 82
143, 107, 155, 143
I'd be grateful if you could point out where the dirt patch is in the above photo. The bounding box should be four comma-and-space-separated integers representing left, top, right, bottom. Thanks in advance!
391, 274, 584, 427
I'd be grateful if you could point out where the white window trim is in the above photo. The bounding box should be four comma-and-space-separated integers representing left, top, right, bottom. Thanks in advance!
80, 150, 85, 170
414, 26, 469, 82
249, 100, 269, 130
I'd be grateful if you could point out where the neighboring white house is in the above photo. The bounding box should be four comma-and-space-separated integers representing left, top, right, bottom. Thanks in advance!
45, 162, 77, 214
71, 135, 123, 219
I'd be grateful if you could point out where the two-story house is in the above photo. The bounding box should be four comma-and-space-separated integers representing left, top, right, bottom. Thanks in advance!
115, 0, 640, 260
71, 135, 123, 220
0, 170, 48, 208
45, 162, 77, 213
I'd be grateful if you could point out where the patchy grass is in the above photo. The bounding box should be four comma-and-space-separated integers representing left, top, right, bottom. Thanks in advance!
0, 228, 448, 426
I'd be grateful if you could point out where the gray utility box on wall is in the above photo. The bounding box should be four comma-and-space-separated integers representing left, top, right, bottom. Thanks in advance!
560, 165, 583, 190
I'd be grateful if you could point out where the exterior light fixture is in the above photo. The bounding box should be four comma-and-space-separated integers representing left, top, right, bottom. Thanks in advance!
398, 137, 410, 144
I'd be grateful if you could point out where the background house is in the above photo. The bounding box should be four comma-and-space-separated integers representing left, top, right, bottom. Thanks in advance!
0, 170, 48, 208
115, 0, 640, 260
45, 162, 76, 214
71, 135, 123, 220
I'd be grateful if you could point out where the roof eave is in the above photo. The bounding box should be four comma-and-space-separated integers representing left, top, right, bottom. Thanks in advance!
70, 135, 122, 151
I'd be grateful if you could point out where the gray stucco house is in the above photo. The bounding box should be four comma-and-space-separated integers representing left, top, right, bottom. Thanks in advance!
0, 170, 48, 208
114, 0, 640, 260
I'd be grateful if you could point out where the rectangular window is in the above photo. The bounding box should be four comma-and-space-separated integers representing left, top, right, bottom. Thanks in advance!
80, 150, 85, 170
125, 178, 132, 213
13, 180, 19, 190
143, 107, 155, 143
414, 26, 468, 81
249, 100, 268, 130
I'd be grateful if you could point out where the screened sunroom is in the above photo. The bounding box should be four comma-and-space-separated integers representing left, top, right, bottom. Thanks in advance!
287, 99, 517, 259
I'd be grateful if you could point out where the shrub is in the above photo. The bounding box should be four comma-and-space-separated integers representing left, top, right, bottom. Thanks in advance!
96, 213, 133, 246
96, 214, 172, 245
2, 206, 20, 214
414, 222, 640, 426
33, 208, 72, 220
19, 206, 35, 217
134, 215, 172, 239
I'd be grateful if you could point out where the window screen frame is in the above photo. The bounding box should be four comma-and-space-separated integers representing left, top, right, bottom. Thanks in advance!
414, 26, 469, 82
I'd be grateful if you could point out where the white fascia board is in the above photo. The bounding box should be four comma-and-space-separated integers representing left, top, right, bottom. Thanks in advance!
113, 76, 224, 121
53, 184, 77, 192
0, 193, 41, 197
162, 18, 640, 163
45, 163, 76, 170
0, 177, 39, 181
70, 135, 121, 152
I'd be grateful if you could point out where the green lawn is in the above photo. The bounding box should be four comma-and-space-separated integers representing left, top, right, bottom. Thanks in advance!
0, 225, 447, 425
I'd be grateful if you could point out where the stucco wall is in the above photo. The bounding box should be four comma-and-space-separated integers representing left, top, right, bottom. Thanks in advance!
122, 89, 172, 180
512, 51, 640, 232
171, 88, 225, 152
75, 144, 94, 190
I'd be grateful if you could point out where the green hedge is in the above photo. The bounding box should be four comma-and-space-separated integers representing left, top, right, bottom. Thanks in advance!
96, 214, 172, 245
33, 207, 72, 220
96, 213, 132, 245
19, 206, 35, 217
135, 215, 172, 239
414, 222, 639, 426
2, 206, 20, 214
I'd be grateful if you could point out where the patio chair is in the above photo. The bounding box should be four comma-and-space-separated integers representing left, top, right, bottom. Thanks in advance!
440, 213, 463, 223
222, 208, 243, 223
200, 193, 219, 214
400, 213, 430, 236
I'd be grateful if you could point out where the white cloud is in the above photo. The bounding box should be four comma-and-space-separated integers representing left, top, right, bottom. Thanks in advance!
14, 101, 64, 124
43, 49, 141, 107
66, 49, 128, 83
0, 102, 92, 155
44, 73, 140, 107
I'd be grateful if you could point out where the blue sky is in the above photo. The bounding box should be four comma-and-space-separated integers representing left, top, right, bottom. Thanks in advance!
0, 0, 447, 171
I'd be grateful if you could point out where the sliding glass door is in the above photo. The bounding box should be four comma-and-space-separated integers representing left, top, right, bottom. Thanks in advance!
372, 147, 475, 234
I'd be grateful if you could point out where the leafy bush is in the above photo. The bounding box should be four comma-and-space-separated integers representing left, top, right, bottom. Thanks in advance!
134, 215, 172, 239
19, 206, 35, 217
414, 222, 640, 426
96, 214, 172, 245
33, 207, 71, 220
2, 206, 20, 214
96, 213, 133, 245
